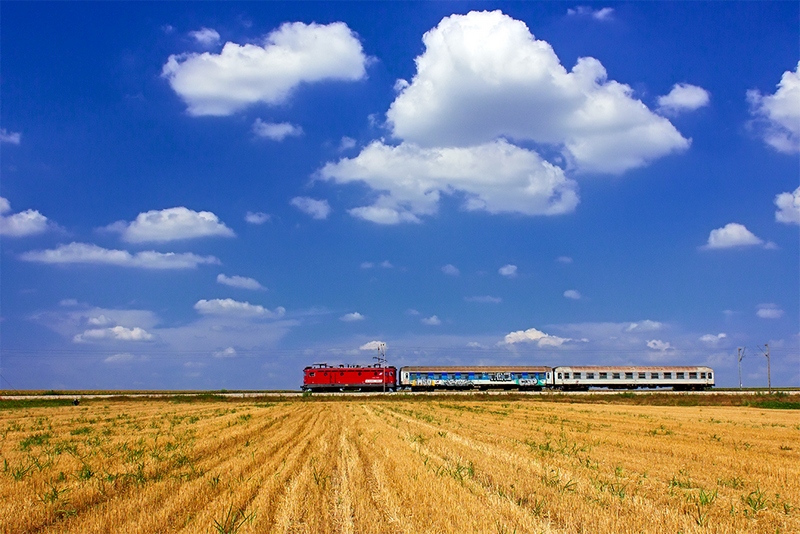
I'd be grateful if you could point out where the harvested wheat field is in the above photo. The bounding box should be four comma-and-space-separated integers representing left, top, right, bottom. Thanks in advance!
1, 396, 798, 533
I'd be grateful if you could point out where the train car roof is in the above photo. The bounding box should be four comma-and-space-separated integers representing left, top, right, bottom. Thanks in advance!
552, 365, 713, 371
400, 366, 551, 372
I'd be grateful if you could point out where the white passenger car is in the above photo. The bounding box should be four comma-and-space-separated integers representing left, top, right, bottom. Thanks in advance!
551, 366, 714, 391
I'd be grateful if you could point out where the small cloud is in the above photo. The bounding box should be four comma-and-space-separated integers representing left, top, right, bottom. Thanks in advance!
161, 24, 175, 34
104, 207, 235, 243
567, 6, 614, 21
0, 197, 52, 237
646, 339, 673, 351
504, 327, 571, 347
340, 312, 365, 322
87, 315, 113, 326
74, 326, 154, 343
253, 119, 303, 141
467, 341, 486, 348
775, 187, 800, 225
217, 274, 266, 291
699, 333, 727, 346
104, 353, 137, 364
0, 128, 21, 144
21, 242, 219, 269
563, 289, 582, 300
421, 315, 441, 326
747, 62, 800, 154
360, 261, 374, 269
756, 303, 783, 319
291, 197, 331, 220
556, 256, 573, 264
498, 264, 517, 278
194, 298, 285, 318
657, 83, 711, 114
359, 340, 385, 350
245, 211, 271, 224
441, 264, 460, 276
380, 260, 393, 268
464, 295, 502, 304
59, 299, 79, 307
189, 27, 221, 47
213, 347, 237, 358
702, 223, 764, 249
406, 309, 420, 316
339, 136, 357, 151
626, 320, 663, 332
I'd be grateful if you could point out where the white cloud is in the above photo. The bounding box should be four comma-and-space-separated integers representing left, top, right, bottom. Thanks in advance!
104, 353, 137, 364
291, 197, 331, 220
421, 315, 442, 326
380, 260, 393, 268
498, 264, 518, 278
702, 223, 763, 249
20, 243, 220, 269
217, 274, 266, 291
162, 21, 368, 116
405, 309, 420, 316
646, 339, 673, 351
441, 264, 460, 276
747, 62, 800, 154
189, 27, 221, 47
359, 340, 385, 351
360, 261, 374, 269
699, 333, 727, 346
321, 140, 579, 224
756, 303, 783, 319
556, 256, 573, 264
252, 119, 303, 141
626, 320, 663, 332
339, 136, 357, 151
384, 11, 688, 174
213, 347, 237, 358
564, 289, 582, 300
0, 128, 21, 144
340, 312, 365, 322
464, 295, 502, 304
87, 314, 113, 326
106, 207, 235, 243
0, 197, 51, 237
194, 298, 285, 319
74, 326, 154, 343
657, 83, 710, 114
245, 211, 271, 224
503, 327, 571, 347
775, 186, 800, 225
59, 299, 79, 307
567, 6, 615, 20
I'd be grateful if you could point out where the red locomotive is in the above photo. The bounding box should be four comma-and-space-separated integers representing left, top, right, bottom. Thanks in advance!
302, 363, 396, 391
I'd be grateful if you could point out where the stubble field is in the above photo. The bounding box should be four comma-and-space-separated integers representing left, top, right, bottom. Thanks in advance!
1, 396, 798, 533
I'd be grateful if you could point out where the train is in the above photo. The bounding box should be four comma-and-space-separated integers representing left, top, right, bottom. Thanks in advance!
302, 363, 715, 392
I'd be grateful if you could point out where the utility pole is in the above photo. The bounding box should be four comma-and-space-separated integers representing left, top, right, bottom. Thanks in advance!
762, 343, 771, 394
737, 347, 746, 389
373, 343, 387, 394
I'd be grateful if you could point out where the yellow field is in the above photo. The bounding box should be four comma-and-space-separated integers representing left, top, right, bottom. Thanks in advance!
1, 397, 798, 533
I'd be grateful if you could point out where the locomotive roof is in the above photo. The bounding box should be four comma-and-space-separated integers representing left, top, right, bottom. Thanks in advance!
401, 366, 551, 372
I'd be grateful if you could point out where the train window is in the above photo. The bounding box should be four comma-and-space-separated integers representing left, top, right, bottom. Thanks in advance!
708, 373, 713, 379
689, 372, 697, 379
677, 372, 685, 379
442, 373, 449, 379
586, 373, 595, 379
625, 372, 633, 379
665, 372, 672, 379
309, 372, 316, 377
651, 372, 659, 379
558, 373, 562, 379
564, 373, 570, 379
612, 373, 621, 379
599, 372, 607, 379
701, 373, 706, 379
638, 373, 646, 379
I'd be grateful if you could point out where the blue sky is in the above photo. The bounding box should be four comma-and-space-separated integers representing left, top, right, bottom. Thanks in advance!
1, 2, 798, 390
